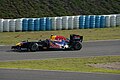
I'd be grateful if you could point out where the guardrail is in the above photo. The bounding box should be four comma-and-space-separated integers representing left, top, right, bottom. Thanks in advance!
0, 14, 120, 32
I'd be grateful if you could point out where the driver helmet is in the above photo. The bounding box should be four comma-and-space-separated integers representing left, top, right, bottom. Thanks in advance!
50, 34, 56, 40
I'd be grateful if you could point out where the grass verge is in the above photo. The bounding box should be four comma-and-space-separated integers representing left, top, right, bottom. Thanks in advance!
0, 56, 120, 74
0, 27, 120, 45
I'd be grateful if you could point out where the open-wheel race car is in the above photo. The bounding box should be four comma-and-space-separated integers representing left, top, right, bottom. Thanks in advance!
11, 34, 83, 52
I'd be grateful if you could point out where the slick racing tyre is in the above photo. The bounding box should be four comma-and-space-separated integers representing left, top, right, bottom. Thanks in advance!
29, 43, 38, 52
73, 42, 82, 50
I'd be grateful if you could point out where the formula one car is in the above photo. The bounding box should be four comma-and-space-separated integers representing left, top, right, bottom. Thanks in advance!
11, 34, 83, 51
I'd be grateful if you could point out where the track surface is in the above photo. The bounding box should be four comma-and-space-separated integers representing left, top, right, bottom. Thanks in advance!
0, 40, 120, 61
0, 69, 120, 80
0, 40, 120, 80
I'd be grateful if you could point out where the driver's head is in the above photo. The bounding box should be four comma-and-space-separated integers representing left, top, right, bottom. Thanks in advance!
51, 34, 53, 37
50, 34, 53, 39
50, 34, 56, 40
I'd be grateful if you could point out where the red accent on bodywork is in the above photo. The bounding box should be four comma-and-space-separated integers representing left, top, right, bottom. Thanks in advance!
50, 42, 61, 48
55, 36, 67, 41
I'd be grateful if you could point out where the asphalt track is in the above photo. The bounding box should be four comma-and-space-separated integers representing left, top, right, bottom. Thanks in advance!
0, 40, 120, 80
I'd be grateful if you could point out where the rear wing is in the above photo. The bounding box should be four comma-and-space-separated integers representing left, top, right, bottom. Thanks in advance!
70, 34, 83, 42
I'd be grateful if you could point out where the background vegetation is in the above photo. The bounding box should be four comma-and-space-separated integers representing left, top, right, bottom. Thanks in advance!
0, 0, 120, 18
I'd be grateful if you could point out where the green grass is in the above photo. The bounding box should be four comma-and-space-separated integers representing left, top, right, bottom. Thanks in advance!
0, 56, 120, 74
0, 27, 120, 45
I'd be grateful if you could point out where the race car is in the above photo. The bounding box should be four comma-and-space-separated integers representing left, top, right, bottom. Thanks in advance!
11, 34, 83, 51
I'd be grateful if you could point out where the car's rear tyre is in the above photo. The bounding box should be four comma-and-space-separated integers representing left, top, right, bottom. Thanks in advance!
29, 43, 38, 52
73, 42, 82, 50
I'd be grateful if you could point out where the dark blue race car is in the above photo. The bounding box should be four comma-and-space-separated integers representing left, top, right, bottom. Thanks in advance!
11, 34, 83, 52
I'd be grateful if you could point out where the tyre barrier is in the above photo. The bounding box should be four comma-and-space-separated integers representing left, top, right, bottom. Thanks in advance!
68, 16, 74, 30
28, 18, 35, 31
116, 14, 120, 26
95, 15, 101, 28
79, 15, 85, 29
85, 15, 90, 29
51, 17, 57, 30
15, 19, 22, 32
34, 18, 40, 31
0, 19, 3, 32
56, 17, 62, 30
100, 16, 106, 28
46, 17, 52, 31
110, 15, 116, 27
22, 19, 28, 31
62, 16, 69, 30
90, 15, 96, 28
40, 18, 47, 31
3, 19, 10, 32
105, 15, 111, 28
0, 14, 120, 32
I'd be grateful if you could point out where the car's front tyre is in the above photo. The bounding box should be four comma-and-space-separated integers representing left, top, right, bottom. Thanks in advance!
29, 43, 38, 52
